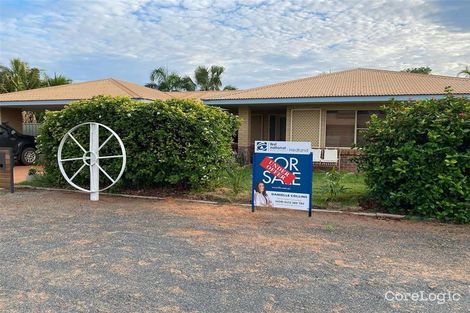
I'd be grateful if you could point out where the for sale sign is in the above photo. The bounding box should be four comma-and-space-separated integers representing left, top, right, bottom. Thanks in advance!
252, 141, 313, 216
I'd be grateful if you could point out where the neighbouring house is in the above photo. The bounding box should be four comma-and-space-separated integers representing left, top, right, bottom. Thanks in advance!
0, 78, 235, 136
0, 78, 172, 134
203, 68, 470, 170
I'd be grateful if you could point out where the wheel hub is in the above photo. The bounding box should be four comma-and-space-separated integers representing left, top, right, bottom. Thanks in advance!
82, 151, 98, 166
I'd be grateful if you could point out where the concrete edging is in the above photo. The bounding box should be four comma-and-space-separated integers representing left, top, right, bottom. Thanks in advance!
14, 185, 405, 220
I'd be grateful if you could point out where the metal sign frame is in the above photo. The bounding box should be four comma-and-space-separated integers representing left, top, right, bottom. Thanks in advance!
251, 141, 313, 216
57, 122, 126, 201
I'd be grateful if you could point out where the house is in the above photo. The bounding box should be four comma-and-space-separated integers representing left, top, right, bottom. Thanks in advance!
203, 68, 470, 170
1, 68, 469, 171
0, 78, 171, 131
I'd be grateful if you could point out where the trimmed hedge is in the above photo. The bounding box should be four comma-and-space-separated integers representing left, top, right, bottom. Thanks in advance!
37, 96, 239, 190
355, 94, 469, 223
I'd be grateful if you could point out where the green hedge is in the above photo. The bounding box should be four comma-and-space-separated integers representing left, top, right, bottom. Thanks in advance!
355, 94, 469, 223
37, 96, 239, 190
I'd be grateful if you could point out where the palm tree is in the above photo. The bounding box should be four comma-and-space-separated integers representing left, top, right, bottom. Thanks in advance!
0, 58, 71, 93
147, 67, 195, 91
0, 58, 42, 93
194, 65, 225, 90
458, 66, 470, 78
42, 73, 72, 87
194, 66, 210, 90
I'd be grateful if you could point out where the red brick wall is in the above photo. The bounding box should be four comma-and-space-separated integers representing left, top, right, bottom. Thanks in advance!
339, 149, 361, 172
313, 149, 360, 172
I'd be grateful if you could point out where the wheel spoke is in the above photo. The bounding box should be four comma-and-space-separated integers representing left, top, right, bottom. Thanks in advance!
70, 163, 86, 181
61, 156, 88, 162
98, 155, 123, 160
98, 134, 114, 151
68, 133, 87, 153
97, 164, 115, 184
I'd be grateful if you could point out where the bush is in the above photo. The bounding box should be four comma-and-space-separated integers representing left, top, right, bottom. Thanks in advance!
356, 93, 469, 223
320, 167, 349, 203
37, 96, 239, 190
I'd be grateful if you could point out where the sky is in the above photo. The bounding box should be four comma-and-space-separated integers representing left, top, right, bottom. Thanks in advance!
0, 0, 469, 89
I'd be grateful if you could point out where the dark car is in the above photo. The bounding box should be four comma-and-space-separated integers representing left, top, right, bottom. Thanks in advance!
0, 123, 38, 165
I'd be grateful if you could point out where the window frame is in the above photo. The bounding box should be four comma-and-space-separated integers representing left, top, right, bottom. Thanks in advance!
325, 109, 384, 148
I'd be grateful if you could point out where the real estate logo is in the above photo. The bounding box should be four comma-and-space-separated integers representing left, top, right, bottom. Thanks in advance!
256, 141, 268, 151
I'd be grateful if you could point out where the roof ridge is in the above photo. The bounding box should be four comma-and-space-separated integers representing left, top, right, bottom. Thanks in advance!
355, 67, 470, 81
0, 78, 127, 97
108, 78, 141, 98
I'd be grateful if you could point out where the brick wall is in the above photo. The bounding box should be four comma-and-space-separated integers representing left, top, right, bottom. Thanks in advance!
339, 149, 361, 172
313, 149, 361, 172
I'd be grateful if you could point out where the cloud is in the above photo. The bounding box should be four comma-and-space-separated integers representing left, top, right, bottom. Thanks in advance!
1, 0, 469, 88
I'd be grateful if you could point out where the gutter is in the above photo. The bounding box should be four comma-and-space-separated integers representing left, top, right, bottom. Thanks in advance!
0, 97, 155, 107
203, 94, 470, 106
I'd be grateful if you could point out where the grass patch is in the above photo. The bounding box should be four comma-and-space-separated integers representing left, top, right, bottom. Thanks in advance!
202, 166, 366, 208
324, 222, 336, 232
21, 166, 367, 209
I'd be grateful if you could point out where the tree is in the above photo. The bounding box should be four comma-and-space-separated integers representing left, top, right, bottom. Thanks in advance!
42, 73, 72, 87
223, 85, 237, 91
146, 67, 195, 91
402, 67, 432, 74
0, 58, 71, 93
0, 58, 41, 93
194, 65, 225, 90
458, 66, 470, 78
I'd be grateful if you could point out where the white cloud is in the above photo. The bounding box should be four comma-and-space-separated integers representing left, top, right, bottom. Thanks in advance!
1, 0, 469, 88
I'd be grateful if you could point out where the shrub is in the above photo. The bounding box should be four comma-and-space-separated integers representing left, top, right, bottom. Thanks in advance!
37, 96, 239, 190
320, 167, 349, 203
355, 93, 469, 223
224, 159, 250, 196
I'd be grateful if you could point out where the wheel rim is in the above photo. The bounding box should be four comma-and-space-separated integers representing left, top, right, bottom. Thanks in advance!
25, 151, 36, 163
57, 122, 126, 193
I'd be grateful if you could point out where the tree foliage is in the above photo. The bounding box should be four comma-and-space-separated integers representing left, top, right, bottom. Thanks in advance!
355, 93, 469, 223
402, 67, 432, 74
147, 65, 236, 91
37, 96, 240, 190
194, 65, 225, 90
223, 85, 237, 91
42, 73, 72, 87
458, 66, 470, 78
0, 58, 71, 93
146, 67, 196, 91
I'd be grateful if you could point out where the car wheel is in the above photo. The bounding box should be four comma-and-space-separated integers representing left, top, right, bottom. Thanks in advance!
21, 147, 38, 165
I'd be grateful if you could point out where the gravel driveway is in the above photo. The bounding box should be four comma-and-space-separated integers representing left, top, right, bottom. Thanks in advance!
0, 189, 468, 312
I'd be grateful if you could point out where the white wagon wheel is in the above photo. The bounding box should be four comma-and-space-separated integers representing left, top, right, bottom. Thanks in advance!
57, 122, 126, 195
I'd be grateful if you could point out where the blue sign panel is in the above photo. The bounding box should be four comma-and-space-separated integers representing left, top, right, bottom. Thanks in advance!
252, 141, 313, 216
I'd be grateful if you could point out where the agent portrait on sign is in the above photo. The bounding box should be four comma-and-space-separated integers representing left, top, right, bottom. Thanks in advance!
253, 181, 272, 207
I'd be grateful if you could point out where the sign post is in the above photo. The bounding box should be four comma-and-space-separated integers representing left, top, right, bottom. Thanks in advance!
251, 141, 313, 216
0, 147, 14, 193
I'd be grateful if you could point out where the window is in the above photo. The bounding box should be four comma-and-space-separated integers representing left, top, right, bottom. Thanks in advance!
356, 110, 385, 145
326, 110, 384, 147
269, 115, 286, 141
326, 110, 355, 147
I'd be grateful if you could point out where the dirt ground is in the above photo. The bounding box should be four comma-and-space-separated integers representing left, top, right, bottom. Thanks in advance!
0, 189, 468, 312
